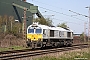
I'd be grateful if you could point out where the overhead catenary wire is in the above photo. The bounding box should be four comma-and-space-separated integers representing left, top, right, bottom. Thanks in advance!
43, 15, 83, 26
34, 0, 89, 18
38, 6, 85, 21
32, 0, 67, 11
69, 10, 89, 18
31, 0, 86, 21
52, 18, 83, 25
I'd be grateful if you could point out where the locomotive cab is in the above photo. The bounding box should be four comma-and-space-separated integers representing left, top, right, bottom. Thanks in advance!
27, 22, 43, 48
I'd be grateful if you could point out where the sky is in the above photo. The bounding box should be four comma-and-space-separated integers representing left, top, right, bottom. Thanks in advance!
27, 0, 90, 34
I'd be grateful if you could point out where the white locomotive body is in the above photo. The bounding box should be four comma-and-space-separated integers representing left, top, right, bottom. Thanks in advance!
26, 22, 73, 48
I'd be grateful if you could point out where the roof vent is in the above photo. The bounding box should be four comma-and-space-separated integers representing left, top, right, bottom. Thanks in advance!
33, 22, 39, 25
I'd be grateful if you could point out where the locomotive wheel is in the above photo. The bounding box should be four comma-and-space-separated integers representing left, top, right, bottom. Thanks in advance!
42, 44, 46, 47
57, 42, 61, 47
68, 43, 72, 46
31, 43, 35, 49
68, 40, 73, 46
26, 41, 30, 48
51, 42, 55, 47
55, 42, 58, 47
41, 44, 44, 49
68, 44, 72, 47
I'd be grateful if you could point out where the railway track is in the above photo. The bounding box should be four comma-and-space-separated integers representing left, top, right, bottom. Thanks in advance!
0, 44, 89, 60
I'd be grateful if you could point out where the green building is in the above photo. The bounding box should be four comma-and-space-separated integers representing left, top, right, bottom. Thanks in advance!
0, 0, 44, 27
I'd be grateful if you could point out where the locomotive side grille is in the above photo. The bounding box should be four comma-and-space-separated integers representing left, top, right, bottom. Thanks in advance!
54, 30, 59, 37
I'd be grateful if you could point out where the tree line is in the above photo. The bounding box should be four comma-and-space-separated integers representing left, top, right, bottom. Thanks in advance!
0, 15, 85, 41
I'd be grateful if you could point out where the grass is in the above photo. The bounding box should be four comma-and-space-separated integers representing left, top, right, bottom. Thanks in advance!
34, 56, 60, 60
0, 47, 9, 52
34, 48, 90, 60
34, 52, 89, 60
0, 46, 26, 52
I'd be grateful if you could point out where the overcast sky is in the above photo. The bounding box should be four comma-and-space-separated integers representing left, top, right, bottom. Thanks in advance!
27, 0, 90, 34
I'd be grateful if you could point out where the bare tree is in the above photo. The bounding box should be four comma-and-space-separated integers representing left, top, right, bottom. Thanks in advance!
33, 17, 53, 26
57, 22, 68, 29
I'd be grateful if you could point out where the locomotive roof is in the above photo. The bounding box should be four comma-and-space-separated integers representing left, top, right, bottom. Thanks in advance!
27, 22, 73, 32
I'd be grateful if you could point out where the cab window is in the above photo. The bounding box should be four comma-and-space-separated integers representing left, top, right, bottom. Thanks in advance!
28, 29, 34, 33
36, 29, 42, 33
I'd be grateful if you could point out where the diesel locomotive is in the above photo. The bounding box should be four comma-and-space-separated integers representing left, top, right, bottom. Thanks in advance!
26, 22, 73, 49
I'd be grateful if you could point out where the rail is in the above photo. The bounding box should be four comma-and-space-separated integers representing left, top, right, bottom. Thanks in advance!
0, 44, 88, 60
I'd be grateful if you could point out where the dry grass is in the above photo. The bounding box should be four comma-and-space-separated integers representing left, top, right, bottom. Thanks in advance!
0, 34, 26, 48
32, 48, 90, 60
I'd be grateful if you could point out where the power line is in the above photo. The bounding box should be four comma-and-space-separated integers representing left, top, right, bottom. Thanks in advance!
38, 6, 85, 21
32, 0, 67, 11
52, 18, 83, 25
69, 10, 89, 18
32, 0, 86, 21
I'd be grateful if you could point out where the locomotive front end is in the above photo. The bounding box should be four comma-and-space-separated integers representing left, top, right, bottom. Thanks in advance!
27, 23, 43, 49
